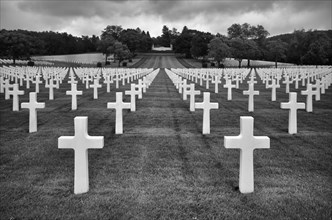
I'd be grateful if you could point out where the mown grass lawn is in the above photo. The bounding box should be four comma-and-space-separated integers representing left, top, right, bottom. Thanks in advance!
0, 65, 331, 219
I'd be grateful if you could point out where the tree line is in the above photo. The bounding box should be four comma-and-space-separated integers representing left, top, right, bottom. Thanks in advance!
0, 24, 331, 66
163, 24, 331, 67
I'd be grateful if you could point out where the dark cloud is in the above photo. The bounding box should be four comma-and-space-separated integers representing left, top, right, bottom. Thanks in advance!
1, 0, 331, 37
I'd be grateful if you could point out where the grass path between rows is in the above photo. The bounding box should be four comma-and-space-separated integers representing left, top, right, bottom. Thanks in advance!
0, 67, 331, 219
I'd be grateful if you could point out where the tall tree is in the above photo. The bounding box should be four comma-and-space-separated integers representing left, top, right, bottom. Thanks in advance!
266, 39, 288, 68
190, 34, 207, 58
227, 23, 243, 39
101, 25, 123, 40
160, 25, 171, 47
97, 36, 115, 64
0, 31, 34, 64
119, 29, 141, 53
208, 37, 230, 67
112, 41, 130, 67
301, 39, 330, 65
229, 38, 246, 68
228, 23, 268, 66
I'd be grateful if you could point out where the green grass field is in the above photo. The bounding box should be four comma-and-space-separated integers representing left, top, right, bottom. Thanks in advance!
1, 55, 331, 219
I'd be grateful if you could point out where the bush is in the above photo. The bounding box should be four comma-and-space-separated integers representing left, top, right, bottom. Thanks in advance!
202, 63, 208, 68
27, 61, 34, 66
105, 61, 110, 65
97, 62, 102, 67
129, 59, 133, 63
122, 62, 127, 67
211, 62, 215, 67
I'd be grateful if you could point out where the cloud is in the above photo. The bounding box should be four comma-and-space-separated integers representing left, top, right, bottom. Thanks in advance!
1, 0, 331, 38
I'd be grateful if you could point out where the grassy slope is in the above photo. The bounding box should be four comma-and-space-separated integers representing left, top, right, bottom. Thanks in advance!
0, 59, 331, 219
177, 57, 295, 68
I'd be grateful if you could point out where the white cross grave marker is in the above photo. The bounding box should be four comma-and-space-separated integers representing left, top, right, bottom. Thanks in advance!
4, 80, 13, 100
45, 78, 57, 100
223, 79, 236, 101
282, 75, 291, 93
0, 76, 4, 93
107, 92, 131, 134
195, 92, 219, 134
136, 79, 146, 99
188, 83, 201, 112
267, 79, 280, 101
90, 79, 102, 99
8, 84, 24, 111
312, 79, 321, 101
66, 83, 83, 110
280, 92, 305, 134
212, 75, 221, 93
125, 84, 140, 111
58, 116, 104, 194
301, 84, 316, 112
33, 75, 42, 93
21, 92, 45, 133
243, 83, 259, 112
224, 116, 270, 193
182, 80, 191, 100
104, 75, 112, 93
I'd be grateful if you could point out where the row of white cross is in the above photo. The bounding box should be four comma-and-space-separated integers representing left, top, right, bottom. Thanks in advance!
1, 66, 331, 195
0, 67, 156, 132
168, 67, 332, 134
56, 68, 269, 194
165, 68, 270, 194
163, 67, 330, 193
57, 69, 159, 194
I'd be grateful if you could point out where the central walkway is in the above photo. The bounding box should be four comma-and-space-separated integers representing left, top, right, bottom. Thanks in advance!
125, 68, 201, 135
94, 68, 227, 218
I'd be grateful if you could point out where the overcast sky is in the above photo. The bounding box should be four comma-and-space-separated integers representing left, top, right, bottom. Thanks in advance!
1, 0, 331, 38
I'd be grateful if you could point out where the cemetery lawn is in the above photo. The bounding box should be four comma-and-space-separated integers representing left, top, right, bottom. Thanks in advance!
1, 61, 332, 219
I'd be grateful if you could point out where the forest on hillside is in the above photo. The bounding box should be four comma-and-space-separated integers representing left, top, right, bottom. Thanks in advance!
0, 24, 331, 66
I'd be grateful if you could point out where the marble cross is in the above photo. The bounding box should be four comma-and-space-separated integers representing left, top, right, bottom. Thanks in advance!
243, 83, 259, 112
21, 92, 45, 132
103, 75, 112, 93
301, 84, 316, 112
66, 83, 83, 110
212, 75, 221, 93
224, 116, 270, 193
280, 92, 305, 134
90, 79, 102, 99
282, 75, 291, 93
58, 116, 104, 194
107, 92, 131, 134
223, 79, 236, 101
8, 84, 24, 111
136, 79, 146, 99
267, 79, 280, 101
195, 92, 219, 134
45, 78, 56, 100
33, 75, 42, 93
125, 84, 140, 111
4, 79, 13, 100
188, 83, 201, 112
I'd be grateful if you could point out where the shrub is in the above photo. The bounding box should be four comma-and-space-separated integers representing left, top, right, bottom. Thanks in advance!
27, 61, 34, 66
202, 63, 208, 68
105, 61, 110, 65
122, 62, 127, 67
97, 62, 102, 67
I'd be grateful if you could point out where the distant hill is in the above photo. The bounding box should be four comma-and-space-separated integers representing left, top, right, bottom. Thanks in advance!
265, 30, 332, 65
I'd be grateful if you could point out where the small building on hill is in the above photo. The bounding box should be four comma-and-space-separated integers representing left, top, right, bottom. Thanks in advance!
152, 44, 173, 51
